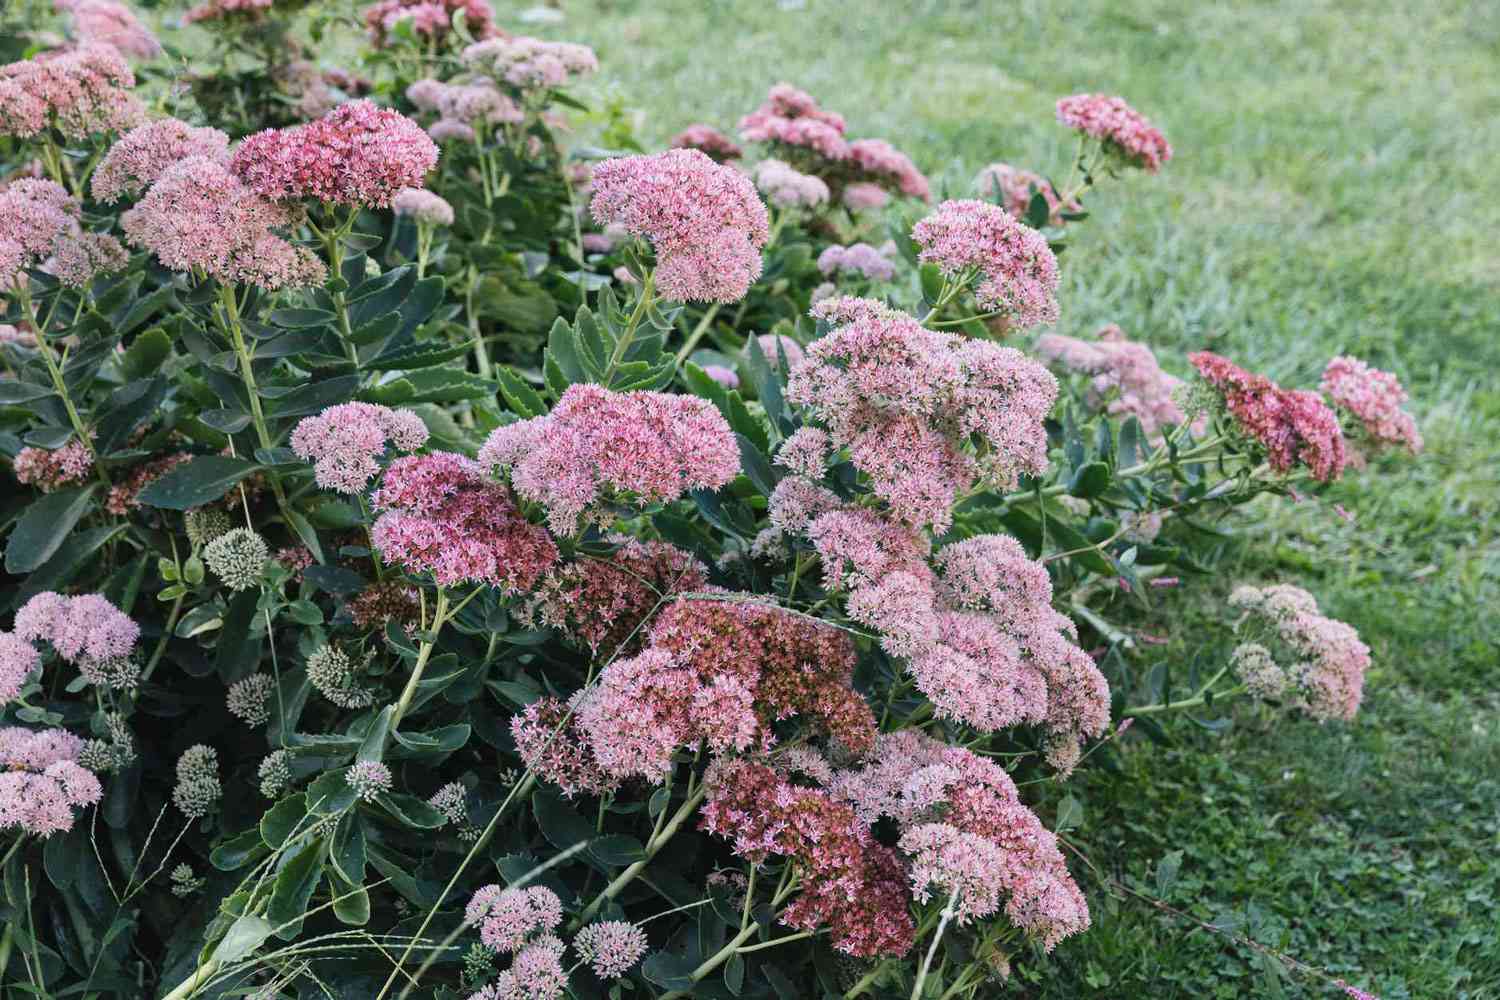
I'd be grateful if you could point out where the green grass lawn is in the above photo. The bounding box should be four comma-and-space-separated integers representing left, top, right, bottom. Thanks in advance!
537, 1, 1500, 996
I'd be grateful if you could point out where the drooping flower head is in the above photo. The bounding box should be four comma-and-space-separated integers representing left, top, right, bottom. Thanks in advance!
670, 123, 742, 161
1189, 352, 1346, 481
480, 383, 740, 535
93, 118, 231, 204
232, 100, 440, 208
588, 148, 770, 303
911, 199, 1060, 329
974, 162, 1078, 225
54, 0, 162, 59
1055, 93, 1172, 173
1320, 356, 1422, 455
1229, 583, 1370, 721
0, 727, 102, 836
290, 402, 429, 493
371, 452, 558, 589
0, 44, 146, 140
1037, 324, 1191, 439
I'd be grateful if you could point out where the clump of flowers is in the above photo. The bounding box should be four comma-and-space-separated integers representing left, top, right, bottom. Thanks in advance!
13, 439, 94, 492
231, 100, 440, 208
120, 156, 326, 290
1189, 352, 1347, 481
172, 744, 222, 818
845, 138, 930, 200
739, 82, 850, 159
405, 78, 522, 140
466, 884, 562, 952
753, 158, 830, 209
460, 36, 599, 94
181, 0, 281, 24
479, 383, 740, 535
290, 402, 429, 494
392, 187, 454, 226
258, 750, 293, 798
226, 673, 277, 726
363, 0, 500, 49
911, 199, 1060, 329
92, 118, 231, 204
14, 591, 140, 690
54, 0, 162, 61
0, 727, 102, 837
974, 162, 1078, 224
0, 44, 146, 140
346, 760, 393, 802
203, 528, 270, 591
588, 148, 770, 303
0, 633, 40, 703
370, 452, 558, 589
1055, 93, 1173, 173
1, 178, 126, 288
786, 297, 1058, 531
1229, 584, 1370, 721
1037, 324, 1191, 439
306, 643, 377, 708
572, 921, 648, 980
670, 123, 742, 161
817, 241, 895, 282
1320, 356, 1422, 455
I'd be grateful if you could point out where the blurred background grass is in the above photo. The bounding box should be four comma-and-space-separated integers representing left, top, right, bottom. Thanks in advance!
527, 1, 1500, 996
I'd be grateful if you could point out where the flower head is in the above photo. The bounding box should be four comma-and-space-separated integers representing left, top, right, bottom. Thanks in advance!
1320, 356, 1421, 455
54, 0, 162, 60
817, 242, 895, 282
291, 402, 429, 493
911, 199, 1060, 328
13, 439, 94, 491
362, 0, 500, 49
670, 123, 742, 161
227, 673, 277, 726
172, 744, 221, 818
974, 163, 1077, 224
0, 44, 145, 140
1190, 352, 1347, 481
1230, 584, 1369, 720
1055, 93, 1172, 172
0, 633, 40, 703
392, 187, 454, 226
467, 884, 562, 952
754, 158, 830, 209
0, 727, 102, 836
203, 528, 270, 591
93, 118, 230, 203
1037, 324, 1190, 439
460, 35, 598, 91
346, 761, 393, 802
573, 921, 648, 979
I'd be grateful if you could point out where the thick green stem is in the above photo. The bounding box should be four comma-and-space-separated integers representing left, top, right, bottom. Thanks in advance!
18, 283, 109, 486
389, 589, 448, 730
218, 285, 293, 519
604, 271, 656, 380
1125, 680, 1246, 718
910, 892, 960, 1000
569, 785, 706, 932
844, 960, 895, 998
673, 302, 721, 363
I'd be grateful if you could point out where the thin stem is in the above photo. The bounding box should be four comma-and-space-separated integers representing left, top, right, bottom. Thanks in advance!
17, 282, 109, 487
568, 785, 707, 932
605, 270, 656, 379
910, 892, 960, 1000
673, 302, 721, 363
736, 930, 815, 954
389, 588, 449, 730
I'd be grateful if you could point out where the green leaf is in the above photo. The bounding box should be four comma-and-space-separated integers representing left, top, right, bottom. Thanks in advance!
330, 811, 366, 884
307, 767, 358, 816
138, 456, 256, 510
1069, 461, 1111, 498
360, 369, 496, 405
375, 793, 446, 829
589, 834, 646, 867
119, 328, 172, 379
365, 341, 471, 371
267, 840, 323, 938
495, 366, 547, 418
1025, 188, 1053, 229
725, 952, 745, 995
1056, 794, 1084, 831
266, 374, 362, 418
0, 379, 54, 404
268, 307, 337, 328
210, 827, 268, 871
211, 914, 273, 964
260, 794, 308, 850
330, 872, 370, 926
735, 434, 774, 497
5, 486, 97, 574
1156, 849, 1184, 897
215, 589, 263, 683
532, 787, 593, 850
641, 952, 698, 989
356, 706, 393, 763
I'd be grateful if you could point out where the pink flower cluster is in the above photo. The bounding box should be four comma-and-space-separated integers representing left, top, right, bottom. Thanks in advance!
786, 296, 1058, 531
0, 727, 102, 837
54, 0, 162, 60
290, 402, 429, 493
461, 36, 599, 91
1320, 356, 1422, 455
1055, 93, 1173, 173
588, 149, 770, 303
572, 921, 648, 980
830, 730, 1091, 948
974, 162, 1078, 225
816, 242, 895, 282
670, 123, 742, 161
846, 138, 931, 200
362, 0, 499, 49
0, 178, 124, 288
911, 199, 1060, 328
1037, 324, 1191, 439
14, 591, 140, 674
92, 118, 231, 204
701, 758, 917, 957
0, 43, 145, 140
739, 83, 849, 159
405, 78, 522, 141
1190, 352, 1347, 481
466, 883, 561, 951
753, 158, 829, 209
0, 633, 40, 703
13, 439, 94, 492
121, 156, 326, 290
182, 0, 274, 25
480, 383, 740, 535
371, 452, 558, 589
525, 538, 708, 655
391, 187, 454, 226
231, 100, 439, 209
1230, 583, 1370, 721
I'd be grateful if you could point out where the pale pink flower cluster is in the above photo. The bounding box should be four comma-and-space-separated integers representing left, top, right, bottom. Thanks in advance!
786, 297, 1058, 531
54, 0, 162, 60
1190, 352, 1347, 481
911, 199, 1060, 328
391, 186, 454, 226
1229, 583, 1370, 721
753, 332, 804, 369
846, 138, 931, 200
753, 158, 829, 208
1320, 356, 1422, 455
92, 118, 231, 203
830, 730, 1090, 948
405, 78, 522, 142
1, 178, 124, 288
371, 452, 558, 589
1055, 93, 1173, 173
588, 149, 770, 303
363, 0, 499, 48
670, 123, 742, 161
0, 44, 145, 140
14, 591, 140, 688
842, 182, 889, 212
816, 242, 895, 281
739, 83, 849, 159
121, 157, 326, 290
572, 921, 648, 980
232, 100, 440, 208
0, 727, 102, 837
44, 229, 128, 287
0, 633, 40, 703
974, 162, 1078, 225
480, 383, 740, 535
466, 884, 562, 952
13, 439, 94, 491
182, 0, 274, 25
466, 934, 568, 1000
290, 402, 429, 493
345, 760, 393, 802
461, 36, 599, 91
1037, 324, 1190, 438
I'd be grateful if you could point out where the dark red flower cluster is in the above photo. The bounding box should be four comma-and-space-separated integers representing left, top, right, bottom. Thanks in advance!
1190, 351, 1346, 481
